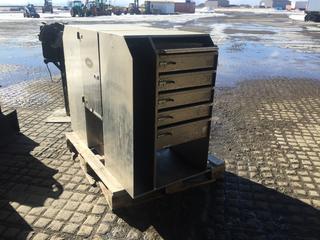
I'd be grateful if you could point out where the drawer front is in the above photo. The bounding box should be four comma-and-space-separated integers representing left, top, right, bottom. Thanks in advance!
158, 52, 216, 73
157, 104, 211, 127
156, 120, 209, 149
158, 87, 212, 110
159, 70, 214, 91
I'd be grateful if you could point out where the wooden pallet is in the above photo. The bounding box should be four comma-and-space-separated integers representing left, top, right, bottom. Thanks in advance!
46, 108, 71, 123
66, 132, 225, 210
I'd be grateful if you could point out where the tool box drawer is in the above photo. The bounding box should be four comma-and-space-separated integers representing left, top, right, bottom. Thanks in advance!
158, 70, 214, 91
156, 120, 210, 149
158, 87, 212, 110
157, 104, 211, 127
158, 52, 217, 73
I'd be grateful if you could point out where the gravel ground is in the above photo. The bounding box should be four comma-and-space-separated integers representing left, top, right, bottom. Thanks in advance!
0, 9, 320, 240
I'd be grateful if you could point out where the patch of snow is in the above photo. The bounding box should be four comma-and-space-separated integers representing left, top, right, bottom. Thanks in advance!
289, 14, 305, 21
0, 12, 223, 23
196, 7, 216, 14
209, 23, 232, 45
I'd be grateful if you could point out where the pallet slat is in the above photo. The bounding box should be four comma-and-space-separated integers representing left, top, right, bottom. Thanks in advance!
66, 132, 124, 193
78, 155, 96, 185
66, 132, 225, 210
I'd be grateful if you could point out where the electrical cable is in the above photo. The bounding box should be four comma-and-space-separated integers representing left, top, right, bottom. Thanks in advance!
45, 63, 60, 83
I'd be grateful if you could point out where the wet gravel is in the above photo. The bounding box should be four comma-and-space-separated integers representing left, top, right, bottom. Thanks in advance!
0, 10, 320, 87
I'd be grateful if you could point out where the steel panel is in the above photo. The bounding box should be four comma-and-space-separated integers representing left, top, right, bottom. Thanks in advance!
63, 26, 87, 145
99, 33, 134, 197
125, 37, 157, 197
80, 29, 102, 117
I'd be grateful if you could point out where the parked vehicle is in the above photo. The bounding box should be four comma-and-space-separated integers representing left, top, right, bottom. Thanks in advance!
112, 7, 126, 15
23, 4, 40, 18
89, 0, 112, 16
10, 7, 24, 12
57, 6, 70, 10
128, 0, 140, 14
84, 1, 97, 16
70, 1, 85, 17
305, 0, 320, 22
70, 0, 112, 17
294, 1, 308, 10
42, 0, 53, 13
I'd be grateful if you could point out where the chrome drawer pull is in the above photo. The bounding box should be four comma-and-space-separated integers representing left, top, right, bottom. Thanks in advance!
158, 115, 174, 121
158, 98, 174, 105
159, 61, 176, 66
159, 80, 175, 85
157, 132, 173, 138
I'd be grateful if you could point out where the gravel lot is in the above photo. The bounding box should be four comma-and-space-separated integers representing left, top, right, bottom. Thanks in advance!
0, 9, 320, 240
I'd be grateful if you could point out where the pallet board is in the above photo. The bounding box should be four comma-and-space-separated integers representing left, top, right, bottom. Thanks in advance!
46, 108, 71, 123
66, 132, 123, 192
66, 132, 225, 210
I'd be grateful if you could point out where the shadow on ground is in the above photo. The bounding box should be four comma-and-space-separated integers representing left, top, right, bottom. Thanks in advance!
116, 172, 320, 240
0, 133, 62, 239
0, 133, 319, 240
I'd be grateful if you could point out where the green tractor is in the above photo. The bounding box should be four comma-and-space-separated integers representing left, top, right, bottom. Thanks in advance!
70, 1, 85, 17
85, 0, 112, 16
70, 0, 112, 17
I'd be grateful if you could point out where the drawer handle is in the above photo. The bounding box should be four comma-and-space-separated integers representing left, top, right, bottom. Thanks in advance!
158, 98, 174, 105
159, 80, 175, 85
158, 115, 174, 121
157, 132, 173, 138
159, 61, 176, 67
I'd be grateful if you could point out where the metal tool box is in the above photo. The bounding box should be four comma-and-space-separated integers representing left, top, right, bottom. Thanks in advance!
63, 25, 219, 199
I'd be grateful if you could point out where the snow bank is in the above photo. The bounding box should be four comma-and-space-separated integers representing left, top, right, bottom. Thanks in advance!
0, 11, 223, 23
289, 14, 305, 21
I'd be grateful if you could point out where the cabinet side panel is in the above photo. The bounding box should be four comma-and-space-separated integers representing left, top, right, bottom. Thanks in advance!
100, 33, 134, 197
63, 26, 87, 144
125, 37, 156, 196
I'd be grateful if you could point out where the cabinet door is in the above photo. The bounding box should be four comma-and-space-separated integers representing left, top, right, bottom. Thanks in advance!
63, 26, 88, 144
80, 30, 102, 117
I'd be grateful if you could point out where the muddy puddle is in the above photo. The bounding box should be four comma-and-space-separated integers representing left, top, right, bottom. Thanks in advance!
0, 45, 59, 87
1, 40, 319, 89
216, 42, 320, 87
0, 13, 320, 88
